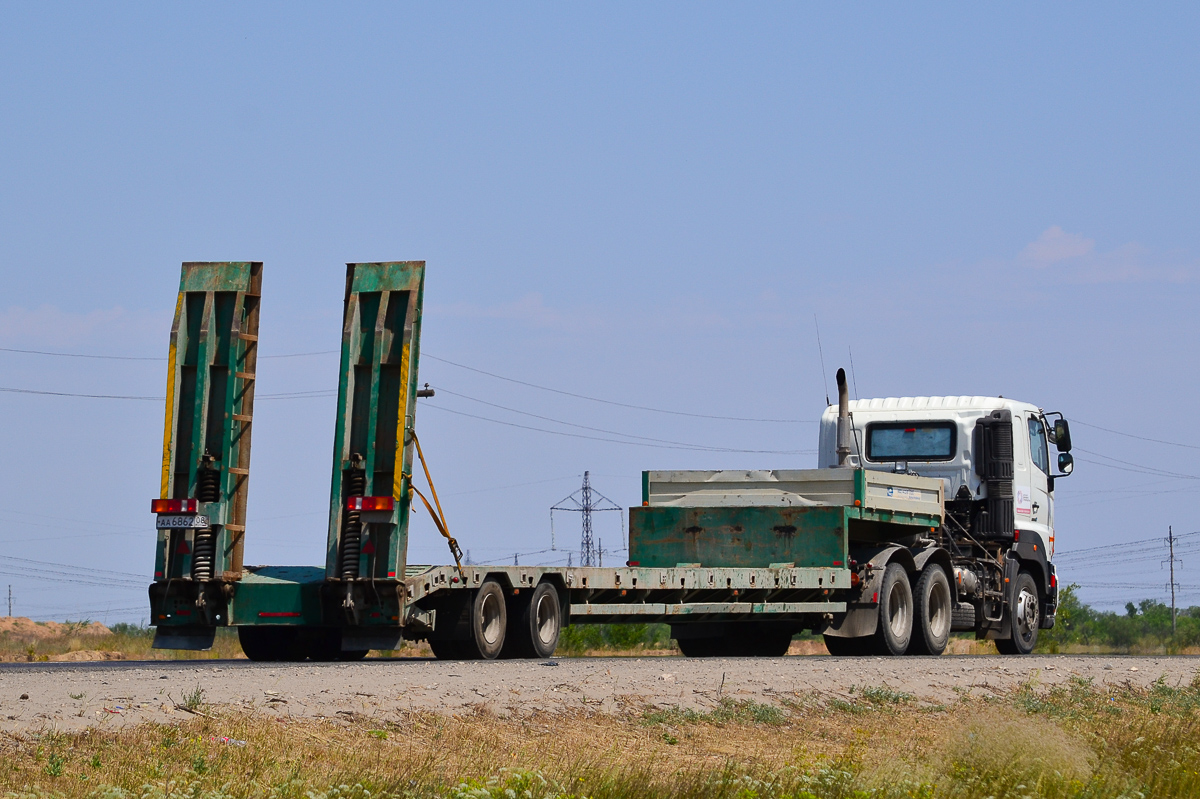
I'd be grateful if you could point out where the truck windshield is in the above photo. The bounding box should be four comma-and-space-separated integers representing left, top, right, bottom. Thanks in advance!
866, 422, 956, 461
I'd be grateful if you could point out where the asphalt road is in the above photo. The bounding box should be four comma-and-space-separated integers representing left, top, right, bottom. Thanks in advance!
1, 655, 1196, 732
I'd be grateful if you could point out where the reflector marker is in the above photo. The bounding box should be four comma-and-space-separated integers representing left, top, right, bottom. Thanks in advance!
346, 496, 395, 512
152, 498, 198, 513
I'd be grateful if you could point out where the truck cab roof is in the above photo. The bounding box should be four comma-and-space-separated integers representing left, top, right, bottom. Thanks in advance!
818, 395, 1046, 498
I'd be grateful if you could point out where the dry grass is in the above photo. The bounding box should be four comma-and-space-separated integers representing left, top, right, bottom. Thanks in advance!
0, 627, 245, 662
1, 675, 1197, 798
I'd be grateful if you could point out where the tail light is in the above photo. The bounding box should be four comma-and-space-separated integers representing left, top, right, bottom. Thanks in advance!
346, 496, 394, 512
152, 499, 198, 514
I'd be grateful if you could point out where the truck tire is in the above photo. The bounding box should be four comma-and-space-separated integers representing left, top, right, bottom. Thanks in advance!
909, 565, 952, 656
996, 571, 1039, 655
823, 635, 872, 656
503, 582, 561, 659
238, 626, 303, 662
676, 637, 723, 657
740, 631, 792, 657
462, 579, 507, 660
872, 563, 913, 656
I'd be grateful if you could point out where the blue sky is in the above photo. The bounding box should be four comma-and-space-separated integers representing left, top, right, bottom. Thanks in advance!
0, 4, 1197, 620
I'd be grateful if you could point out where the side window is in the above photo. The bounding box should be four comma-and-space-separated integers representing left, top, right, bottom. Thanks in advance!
1028, 417, 1049, 474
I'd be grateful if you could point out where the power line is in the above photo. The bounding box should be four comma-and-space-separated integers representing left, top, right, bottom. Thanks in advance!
1074, 450, 1200, 481
425, 354, 814, 424
1054, 530, 1200, 559
432, 385, 810, 454
422, 402, 813, 455
0, 346, 339, 361
0, 386, 336, 402
1073, 419, 1200, 451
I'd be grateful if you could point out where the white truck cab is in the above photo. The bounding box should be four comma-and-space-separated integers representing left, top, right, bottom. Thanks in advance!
818, 397, 1068, 559
817, 393, 1076, 653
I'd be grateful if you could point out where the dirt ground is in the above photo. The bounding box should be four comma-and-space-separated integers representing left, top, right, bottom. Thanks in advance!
0, 618, 113, 641
0, 654, 1195, 733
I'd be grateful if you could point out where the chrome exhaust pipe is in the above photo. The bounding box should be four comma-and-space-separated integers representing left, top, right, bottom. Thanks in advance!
836, 367, 851, 466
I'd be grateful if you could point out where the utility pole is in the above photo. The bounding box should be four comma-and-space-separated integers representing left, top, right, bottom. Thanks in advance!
1167, 526, 1178, 637
551, 471, 622, 567
6, 585, 10, 618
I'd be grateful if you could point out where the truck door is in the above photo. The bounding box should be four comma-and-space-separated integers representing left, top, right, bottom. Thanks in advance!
1021, 414, 1053, 551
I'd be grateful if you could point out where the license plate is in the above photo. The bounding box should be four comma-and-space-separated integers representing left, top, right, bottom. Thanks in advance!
156, 514, 210, 529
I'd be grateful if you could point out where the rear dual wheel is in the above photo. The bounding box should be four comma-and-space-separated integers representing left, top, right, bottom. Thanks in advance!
503, 581, 561, 659
431, 579, 561, 660
823, 563, 951, 657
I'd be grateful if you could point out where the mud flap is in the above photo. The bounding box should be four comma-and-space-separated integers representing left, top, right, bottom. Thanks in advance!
153, 625, 216, 651
342, 628, 403, 652
821, 545, 904, 638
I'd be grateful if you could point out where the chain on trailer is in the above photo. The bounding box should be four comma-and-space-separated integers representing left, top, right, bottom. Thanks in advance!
149, 262, 262, 650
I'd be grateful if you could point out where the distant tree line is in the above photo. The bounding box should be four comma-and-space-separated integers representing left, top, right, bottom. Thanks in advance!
1037, 584, 1200, 654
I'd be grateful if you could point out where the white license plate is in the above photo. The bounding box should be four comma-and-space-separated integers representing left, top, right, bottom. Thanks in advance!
156, 514, 210, 529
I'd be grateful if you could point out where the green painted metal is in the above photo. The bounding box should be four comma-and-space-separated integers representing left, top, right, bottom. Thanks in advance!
228, 566, 326, 626
629, 505, 851, 568
151, 263, 261, 638
325, 262, 425, 593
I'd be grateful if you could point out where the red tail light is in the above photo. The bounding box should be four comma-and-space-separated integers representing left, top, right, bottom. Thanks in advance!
152, 499, 198, 514
346, 496, 394, 512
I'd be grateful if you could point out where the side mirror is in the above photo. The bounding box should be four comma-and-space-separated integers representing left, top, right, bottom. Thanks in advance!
1053, 419, 1072, 452
1057, 452, 1074, 475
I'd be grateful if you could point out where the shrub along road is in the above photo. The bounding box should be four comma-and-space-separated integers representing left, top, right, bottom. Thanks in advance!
0, 655, 1195, 732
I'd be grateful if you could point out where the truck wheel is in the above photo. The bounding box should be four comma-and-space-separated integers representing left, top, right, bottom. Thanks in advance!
676, 637, 722, 657
909, 566, 952, 656
823, 635, 872, 656
742, 631, 792, 657
238, 626, 302, 662
505, 582, 561, 659
463, 579, 507, 660
872, 563, 913, 656
305, 628, 343, 661
996, 571, 1039, 655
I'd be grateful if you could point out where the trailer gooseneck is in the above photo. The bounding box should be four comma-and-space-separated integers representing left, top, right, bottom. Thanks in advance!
149, 261, 1075, 659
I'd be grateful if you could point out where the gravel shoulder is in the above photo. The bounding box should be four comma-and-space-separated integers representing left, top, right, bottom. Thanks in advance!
1, 655, 1196, 732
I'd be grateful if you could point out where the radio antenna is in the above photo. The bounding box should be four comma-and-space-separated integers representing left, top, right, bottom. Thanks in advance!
848, 346, 860, 400
815, 315, 830, 406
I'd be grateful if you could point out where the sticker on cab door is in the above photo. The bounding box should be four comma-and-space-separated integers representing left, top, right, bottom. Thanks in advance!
1016, 487, 1032, 516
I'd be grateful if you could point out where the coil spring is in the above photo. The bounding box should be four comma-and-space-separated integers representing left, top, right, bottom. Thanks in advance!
197, 468, 220, 503
339, 469, 367, 579
192, 528, 215, 581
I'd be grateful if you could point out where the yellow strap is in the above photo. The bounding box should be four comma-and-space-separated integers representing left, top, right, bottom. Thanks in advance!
405, 430, 465, 578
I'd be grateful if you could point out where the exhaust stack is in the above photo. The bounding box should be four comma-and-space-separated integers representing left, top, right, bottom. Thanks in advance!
836, 367, 852, 466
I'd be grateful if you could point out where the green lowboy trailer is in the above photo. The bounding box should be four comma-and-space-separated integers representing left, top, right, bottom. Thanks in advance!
149, 261, 1068, 659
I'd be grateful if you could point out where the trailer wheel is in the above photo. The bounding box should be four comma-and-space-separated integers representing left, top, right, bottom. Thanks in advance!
464, 579, 507, 660
996, 571, 1039, 655
676, 637, 723, 657
909, 565, 952, 656
740, 630, 792, 657
872, 563, 913, 656
238, 626, 302, 662
504, 582, 561, 659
